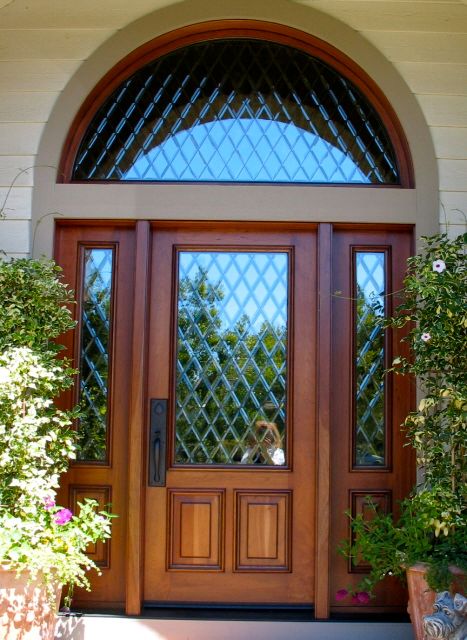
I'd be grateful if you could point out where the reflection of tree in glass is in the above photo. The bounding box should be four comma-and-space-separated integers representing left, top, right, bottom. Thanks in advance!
77, 252, 112, 461
355, 284, 385, 466
176, 267, 287, 464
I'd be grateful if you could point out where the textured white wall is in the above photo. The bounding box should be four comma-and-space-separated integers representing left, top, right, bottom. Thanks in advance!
0, 0, 466, 255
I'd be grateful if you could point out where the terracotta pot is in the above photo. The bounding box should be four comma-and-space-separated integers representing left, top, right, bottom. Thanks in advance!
0, 566, 62, 640
406, 563, 465, 640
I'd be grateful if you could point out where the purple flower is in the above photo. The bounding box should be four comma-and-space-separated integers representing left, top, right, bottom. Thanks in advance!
54, 508, 73, 525
356, 591, 371, 604
335, 589, 348, 601
432, 259, 446, 273
43, 496, 55, 510
421, 332, 431, 342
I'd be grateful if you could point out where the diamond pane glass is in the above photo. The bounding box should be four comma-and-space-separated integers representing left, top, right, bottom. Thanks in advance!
355, 252, 386, 466
73, 40, 399, 184
175, 251, 288, 465
78, 248, 113, 461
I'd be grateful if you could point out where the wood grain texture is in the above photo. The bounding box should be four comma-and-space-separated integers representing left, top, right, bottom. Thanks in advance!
69, 485, 112, 568
235, 491, 291, 571
330, 226, 415, 613
314, 222, 332, 619
168, 490, 224, 570
126, 220, 150, 615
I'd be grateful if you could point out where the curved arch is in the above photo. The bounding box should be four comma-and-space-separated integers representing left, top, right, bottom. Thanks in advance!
59, 21, 413, 187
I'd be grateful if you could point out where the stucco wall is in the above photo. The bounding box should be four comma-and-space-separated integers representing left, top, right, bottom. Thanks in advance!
0, 0, 466, 256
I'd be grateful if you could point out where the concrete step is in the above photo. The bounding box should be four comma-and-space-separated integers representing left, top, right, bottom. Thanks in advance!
55, 615, 414, 639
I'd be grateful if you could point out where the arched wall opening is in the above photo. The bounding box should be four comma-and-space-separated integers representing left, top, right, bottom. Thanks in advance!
35, 0, 436, 618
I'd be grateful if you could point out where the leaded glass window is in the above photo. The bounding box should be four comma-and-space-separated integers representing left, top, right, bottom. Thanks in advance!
73, 40, 400, 184
175, 251, 288, 465
77, 247, 114, 461
354, 251, 386, 467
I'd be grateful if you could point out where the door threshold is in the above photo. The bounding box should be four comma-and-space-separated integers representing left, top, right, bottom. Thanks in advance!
141, 603, 314, 621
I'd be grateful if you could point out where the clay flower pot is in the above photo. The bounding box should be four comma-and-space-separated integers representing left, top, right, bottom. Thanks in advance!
0, 566, 61, 640
406, 563, 465, 640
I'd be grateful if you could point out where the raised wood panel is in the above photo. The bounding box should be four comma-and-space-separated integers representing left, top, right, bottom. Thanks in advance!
362, 32, 467, 63
0, 157, 35, 187
349, 490, 392, 573
0, 29, 112, 60
0, 187, 32, 219
439, 159, 467, 191
0, 61, 81, 92
395, 62, 467, 96
69, 485, 112, 568
235, 491, 291, 572
168, 490, 224, 570
0, 219, 30, 253
432, 127, 467, 160
307, 1, 467, 33
0, 92, 59, 123
0, 123, 43, 155
417, 95, 467, 127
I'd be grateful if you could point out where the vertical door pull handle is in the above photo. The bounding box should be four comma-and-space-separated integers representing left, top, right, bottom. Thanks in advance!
149, 399, 167, 487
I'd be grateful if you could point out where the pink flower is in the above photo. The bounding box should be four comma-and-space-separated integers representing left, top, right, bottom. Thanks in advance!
335, 589, 348, 601
54, 508, 72, 525
356, 591, 371, 604
432, 259, 446, 273
43, 496, 55, 510
421, 332, 431, 342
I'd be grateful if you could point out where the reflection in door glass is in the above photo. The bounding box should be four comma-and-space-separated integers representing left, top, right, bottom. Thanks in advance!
175, 251, 288, 465
355, 252, 386, 466
77, 248, 113, 461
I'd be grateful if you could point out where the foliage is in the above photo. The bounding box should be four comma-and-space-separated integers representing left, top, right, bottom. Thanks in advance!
0, 257, 113, 602
339, 232, 467, 600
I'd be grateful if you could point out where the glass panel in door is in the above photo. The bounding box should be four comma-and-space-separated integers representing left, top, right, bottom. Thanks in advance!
175, 251, 288, 466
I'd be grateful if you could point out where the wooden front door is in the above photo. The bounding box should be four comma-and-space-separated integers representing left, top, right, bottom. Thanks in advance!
143, 223, 316, 604
54, 220, 414, 614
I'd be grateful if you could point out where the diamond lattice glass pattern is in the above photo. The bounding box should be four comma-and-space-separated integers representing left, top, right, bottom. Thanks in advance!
73, 40, 399, 184
175, 251, 288, 465
355, 252, 386, 466
78, 248, 113, 461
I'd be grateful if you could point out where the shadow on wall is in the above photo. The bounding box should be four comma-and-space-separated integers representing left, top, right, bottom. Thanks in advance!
55, 615, 85, 640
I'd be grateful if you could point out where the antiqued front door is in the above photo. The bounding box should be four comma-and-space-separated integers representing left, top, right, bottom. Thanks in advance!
144, 223, 317, 604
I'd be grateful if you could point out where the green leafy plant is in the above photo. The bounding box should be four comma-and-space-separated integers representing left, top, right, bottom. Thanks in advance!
0, 257, 113, 603
338, 232, 467, 601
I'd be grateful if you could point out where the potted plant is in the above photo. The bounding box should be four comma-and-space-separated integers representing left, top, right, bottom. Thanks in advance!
0, 257, 113, 640
337, 232, 467, 639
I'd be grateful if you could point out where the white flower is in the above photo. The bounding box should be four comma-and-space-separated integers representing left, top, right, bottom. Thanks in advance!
0, 366, 10, 384
432, 259, 446, 273
421, 332, 431, 342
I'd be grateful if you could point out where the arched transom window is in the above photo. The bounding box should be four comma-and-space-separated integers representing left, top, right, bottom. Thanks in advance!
72, 39, 402, 184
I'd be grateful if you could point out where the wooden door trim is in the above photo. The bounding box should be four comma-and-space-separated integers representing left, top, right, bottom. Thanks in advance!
126, 220, 151, 615
315, 223, 333, 618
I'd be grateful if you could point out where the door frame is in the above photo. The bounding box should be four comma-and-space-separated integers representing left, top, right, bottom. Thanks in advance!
54, 219, 414, 617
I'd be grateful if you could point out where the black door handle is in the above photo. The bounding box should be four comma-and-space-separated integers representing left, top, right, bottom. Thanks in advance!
149, 399, 167, 487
